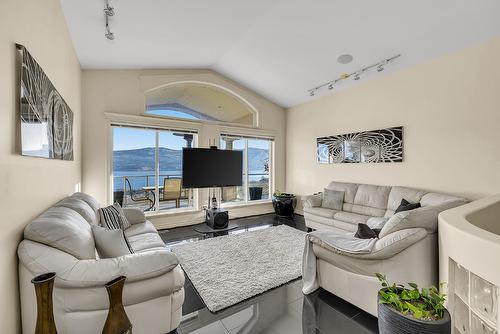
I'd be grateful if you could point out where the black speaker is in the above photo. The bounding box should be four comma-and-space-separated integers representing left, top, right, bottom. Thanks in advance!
205, 208, 229, 229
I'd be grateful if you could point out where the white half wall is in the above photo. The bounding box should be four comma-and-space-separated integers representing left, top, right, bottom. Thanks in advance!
286, 37, 500, 212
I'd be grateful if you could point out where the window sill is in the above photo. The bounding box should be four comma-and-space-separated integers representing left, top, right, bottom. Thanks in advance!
144, 207, 199, 218
221, 199, 272, 209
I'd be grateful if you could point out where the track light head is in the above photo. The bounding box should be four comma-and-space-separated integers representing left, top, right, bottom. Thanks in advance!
354, 73, 361, 80
104, 4, 115, 16
105, 31, 115, 40
328, 83, 334, 90
377, 65, 384, 72
310, 90, 315, 97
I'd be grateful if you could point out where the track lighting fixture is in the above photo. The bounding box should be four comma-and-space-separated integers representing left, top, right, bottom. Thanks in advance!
104, 0, 115, 40
307, 54, 401, 97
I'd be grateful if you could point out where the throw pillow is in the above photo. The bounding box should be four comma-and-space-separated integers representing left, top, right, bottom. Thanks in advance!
98, 203, 131, 230
321, 189, 344, 210
92, 225, 132, 258
354, 223, 380, 239
395, 198, 421, 213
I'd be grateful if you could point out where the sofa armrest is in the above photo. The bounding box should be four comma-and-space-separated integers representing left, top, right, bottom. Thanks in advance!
302, 194, 323, 208
57, 250, 180, 288
123, 208, 147, 225
19, 240, 181, 288
357, 228, 427, 260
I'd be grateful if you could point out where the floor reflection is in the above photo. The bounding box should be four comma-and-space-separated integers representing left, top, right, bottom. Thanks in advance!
161, 214, 378, 334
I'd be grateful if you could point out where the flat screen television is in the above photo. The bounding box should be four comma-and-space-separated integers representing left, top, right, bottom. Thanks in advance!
182, 148, 243, 188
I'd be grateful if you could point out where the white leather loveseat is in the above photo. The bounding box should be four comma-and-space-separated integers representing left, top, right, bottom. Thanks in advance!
18, 192, 185, 334
302, 182, 467, 316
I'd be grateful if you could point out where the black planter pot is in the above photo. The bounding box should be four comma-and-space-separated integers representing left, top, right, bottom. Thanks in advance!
249, 187, 263, 200
378, 294, 451, 334
272, 194, 297, 217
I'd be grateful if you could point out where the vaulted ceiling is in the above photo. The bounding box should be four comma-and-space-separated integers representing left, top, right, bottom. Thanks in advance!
60, 0, 500, 107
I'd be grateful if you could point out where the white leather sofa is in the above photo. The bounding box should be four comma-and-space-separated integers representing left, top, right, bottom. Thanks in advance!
302, 182, 467, 316
18, 192, 185, 334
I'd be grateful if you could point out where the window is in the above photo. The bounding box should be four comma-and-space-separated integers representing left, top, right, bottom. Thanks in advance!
112, 125, 197, 213
220, 134, 273, 204
145, 109, 201, 120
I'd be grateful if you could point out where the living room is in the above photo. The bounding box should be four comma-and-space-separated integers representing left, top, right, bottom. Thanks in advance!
2, 0, 500, 333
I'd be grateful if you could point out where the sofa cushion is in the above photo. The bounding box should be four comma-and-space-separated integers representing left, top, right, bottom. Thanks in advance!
123, 208, 147, 225
334, 211, 371, 225
54, 197, 98, 224
125, 221, 158, 238
322, 189, 344, 210
127, 232, 166, 253
379, 201, 465, 238
304, 206, 337, 219
92, 225, 132, 258
353, 184, 391, 212
420, 192, 467, 207
24, 206, 95, 260
326, 182, 358, 204
71, 192, 100, 212
386, 187, 427, 216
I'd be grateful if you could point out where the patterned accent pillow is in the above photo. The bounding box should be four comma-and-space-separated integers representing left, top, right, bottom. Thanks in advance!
98, 203, 131, 229
97, 204, 133, 253
321, 189, 344, 211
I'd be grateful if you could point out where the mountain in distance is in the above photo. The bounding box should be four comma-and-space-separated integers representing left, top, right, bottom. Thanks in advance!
113, 147, 269, 172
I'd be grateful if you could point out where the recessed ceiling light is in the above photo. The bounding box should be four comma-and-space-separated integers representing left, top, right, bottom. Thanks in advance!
337, 54, 353, 64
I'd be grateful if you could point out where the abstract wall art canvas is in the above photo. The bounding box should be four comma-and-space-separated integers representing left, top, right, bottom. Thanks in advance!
317, 126, 403, 164
18, 44, 73, 160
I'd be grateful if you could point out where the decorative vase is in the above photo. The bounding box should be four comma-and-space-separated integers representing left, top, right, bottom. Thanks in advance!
272, 193, 297, 218
32, 272, 58, 334
377, 291, 451, 334
103, 276, 132, 334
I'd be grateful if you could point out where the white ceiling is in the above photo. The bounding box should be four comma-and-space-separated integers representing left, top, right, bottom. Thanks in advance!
60, 0, 500, 107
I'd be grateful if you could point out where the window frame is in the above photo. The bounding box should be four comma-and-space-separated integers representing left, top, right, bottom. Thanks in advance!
107, 113, 201, 216
219, 133, 274, 207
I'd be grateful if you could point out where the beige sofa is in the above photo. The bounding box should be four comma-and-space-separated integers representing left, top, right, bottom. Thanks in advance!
18, 192, 185, 334
302, 181, 467, 316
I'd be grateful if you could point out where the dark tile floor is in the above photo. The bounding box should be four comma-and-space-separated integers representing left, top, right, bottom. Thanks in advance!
159, 214, 379, 334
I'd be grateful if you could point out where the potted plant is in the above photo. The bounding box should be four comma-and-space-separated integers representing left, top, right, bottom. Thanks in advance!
272, 191, 297, 218
376, 273, 451, 334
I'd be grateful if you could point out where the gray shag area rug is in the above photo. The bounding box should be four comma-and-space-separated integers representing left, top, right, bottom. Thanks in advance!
172, 225, 306, 312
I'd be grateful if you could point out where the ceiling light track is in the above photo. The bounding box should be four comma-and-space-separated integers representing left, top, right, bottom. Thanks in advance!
104, 0, 115, 40
308, 54, 401, 97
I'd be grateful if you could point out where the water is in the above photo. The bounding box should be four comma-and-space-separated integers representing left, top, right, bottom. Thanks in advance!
113, 171, 270, 193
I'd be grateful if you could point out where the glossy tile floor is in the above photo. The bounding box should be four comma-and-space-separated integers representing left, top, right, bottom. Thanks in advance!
159, 214, 379, 334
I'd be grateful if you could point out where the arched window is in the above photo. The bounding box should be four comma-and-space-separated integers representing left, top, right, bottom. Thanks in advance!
145, 83, 256, 125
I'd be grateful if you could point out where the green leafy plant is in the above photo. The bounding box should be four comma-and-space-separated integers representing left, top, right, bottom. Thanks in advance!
376, 273, 447, 321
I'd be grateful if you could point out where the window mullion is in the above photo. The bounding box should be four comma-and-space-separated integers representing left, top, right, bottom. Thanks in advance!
155, 131, 159, 212
245, 139, 249, 203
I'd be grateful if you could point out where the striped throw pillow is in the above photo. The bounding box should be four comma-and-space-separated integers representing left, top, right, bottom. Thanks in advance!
98, 204, 133, 253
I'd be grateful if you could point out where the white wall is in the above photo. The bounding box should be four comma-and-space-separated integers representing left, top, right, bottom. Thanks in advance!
0, 0, 82, 331
286, 37, 500, 212
82, 70, 285, 227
